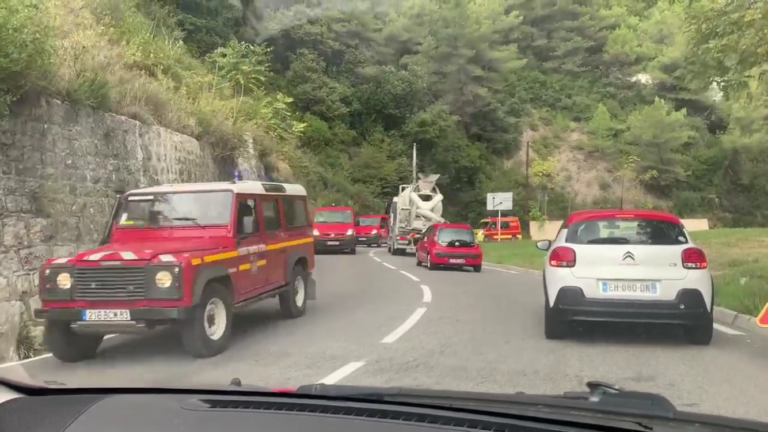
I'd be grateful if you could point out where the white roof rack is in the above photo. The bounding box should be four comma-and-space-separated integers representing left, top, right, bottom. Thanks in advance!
126, 180, 307, 196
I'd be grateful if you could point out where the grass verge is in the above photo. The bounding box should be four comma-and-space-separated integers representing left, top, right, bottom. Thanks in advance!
480, 229, 768, 317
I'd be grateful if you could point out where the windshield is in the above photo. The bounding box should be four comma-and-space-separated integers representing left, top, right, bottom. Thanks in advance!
117, 192, 233, 227
314, 210, 352, 224
5, 0, 768, 426
357, 217, 379, 226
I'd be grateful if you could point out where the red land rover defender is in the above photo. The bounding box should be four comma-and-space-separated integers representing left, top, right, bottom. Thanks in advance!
35, 180, 316, 362
312, 206, 356, 254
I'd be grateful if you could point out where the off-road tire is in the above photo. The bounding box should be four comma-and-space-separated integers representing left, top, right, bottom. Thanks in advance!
473, 265, 482, 273
544, 300, 569, 340
279, 264, 308, 319
44, 321, 104, 363
181, 282, 233, 358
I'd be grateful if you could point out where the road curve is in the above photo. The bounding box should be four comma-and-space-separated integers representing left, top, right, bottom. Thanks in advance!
4, 247, 768, 423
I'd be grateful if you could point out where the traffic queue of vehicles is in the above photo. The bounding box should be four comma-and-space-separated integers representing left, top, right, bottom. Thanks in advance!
33, 175, 711, 363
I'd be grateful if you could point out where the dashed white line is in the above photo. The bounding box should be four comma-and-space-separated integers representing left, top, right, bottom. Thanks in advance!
713, 323, 746, 335
485, 266, 519, 274
373, 257, 382, 262
399, 271, 420, 282
383, 263, 397, 269
420, 285, 432, 303
381, 307, 427, 343
317, 361, 366, 384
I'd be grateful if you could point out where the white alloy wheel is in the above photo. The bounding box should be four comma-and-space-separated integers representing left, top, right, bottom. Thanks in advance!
204, 298, 228, 341
294, 275, 306, 307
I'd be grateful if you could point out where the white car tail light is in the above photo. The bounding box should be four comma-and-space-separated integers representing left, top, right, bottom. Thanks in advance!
549, 246, 576, 268
681, 247, 708, 269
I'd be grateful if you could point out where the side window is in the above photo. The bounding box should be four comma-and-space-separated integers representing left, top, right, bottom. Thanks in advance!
488, 222, 497, 230
500, 221, 510, 229
261, 199, 281, 232
380, 218, 387, 229
236, 198, 257, 235
282, 197, 308, 228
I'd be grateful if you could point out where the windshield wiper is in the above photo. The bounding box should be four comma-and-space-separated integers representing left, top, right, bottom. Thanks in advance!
170, 217, 204, 228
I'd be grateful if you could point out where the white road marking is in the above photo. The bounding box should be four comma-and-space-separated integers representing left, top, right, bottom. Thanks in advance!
0, 335, 118, 368
316, 361, 366, 384
400, 271, 420, 282
373, 257, 382, 262
420, 285, 432, 303
485, 266, 519, 274
381, 307, 427, 343
713, 323, 745, 335
369, 251, 375, 256
383, 263, 397, 269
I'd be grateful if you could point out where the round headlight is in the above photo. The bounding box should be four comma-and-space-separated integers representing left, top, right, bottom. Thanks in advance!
155, 271, 173, 288
56, 272, 72, 289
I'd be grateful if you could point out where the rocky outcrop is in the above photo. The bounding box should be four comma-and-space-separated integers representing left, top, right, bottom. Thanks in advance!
0, 97, 265, 363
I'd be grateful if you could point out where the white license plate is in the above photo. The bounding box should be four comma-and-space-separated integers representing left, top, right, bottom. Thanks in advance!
449, 259, 466, 264
327, 241, 340, 245
82, 310, 131, 321
599, 281, 659, 295
406, 247, 416, 253
358, 237, 367, 241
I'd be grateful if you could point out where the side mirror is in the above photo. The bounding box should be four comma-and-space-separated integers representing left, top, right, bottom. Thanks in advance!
536, 240, 551, 251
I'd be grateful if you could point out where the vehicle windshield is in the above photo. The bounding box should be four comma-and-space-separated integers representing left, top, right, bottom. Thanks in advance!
437, 228, 476, 244
5, 0, 768, 426
566, 218, 688, 245
314, 210, 352, 224
116, 192, 233, 227
356, 217, 380, 226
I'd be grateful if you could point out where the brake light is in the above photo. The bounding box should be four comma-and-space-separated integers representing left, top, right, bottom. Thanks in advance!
682, 247, 707, 269
549, 246, 576, 268
397, 236, 407, 241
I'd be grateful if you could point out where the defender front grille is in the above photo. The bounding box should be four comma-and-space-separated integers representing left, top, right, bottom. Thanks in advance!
73, 267, 147, 300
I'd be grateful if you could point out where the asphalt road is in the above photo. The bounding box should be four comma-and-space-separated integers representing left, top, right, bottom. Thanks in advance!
3, 248, 768, 423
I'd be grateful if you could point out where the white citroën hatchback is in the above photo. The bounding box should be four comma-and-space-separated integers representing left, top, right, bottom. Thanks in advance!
537, 209, 713, 345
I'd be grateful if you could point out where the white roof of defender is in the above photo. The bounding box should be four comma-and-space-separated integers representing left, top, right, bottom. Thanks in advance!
126, 180, 307, 196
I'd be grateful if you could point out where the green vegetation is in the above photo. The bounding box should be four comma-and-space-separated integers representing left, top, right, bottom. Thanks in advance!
481, 229, 768, 316
3, 0, 768, 225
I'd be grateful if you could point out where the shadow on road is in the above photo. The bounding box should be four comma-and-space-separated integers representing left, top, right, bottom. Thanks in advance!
564, 322, 702, 346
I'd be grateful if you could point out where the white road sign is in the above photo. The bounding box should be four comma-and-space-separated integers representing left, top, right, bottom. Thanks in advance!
486, 192, 513, 211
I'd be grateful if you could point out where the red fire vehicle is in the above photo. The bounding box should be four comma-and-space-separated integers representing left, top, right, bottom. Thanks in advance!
34, 180, 316, 362
354, 214, 389, 247
312, 206, 356, 254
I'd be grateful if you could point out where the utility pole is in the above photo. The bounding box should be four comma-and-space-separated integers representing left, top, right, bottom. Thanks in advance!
412, 142, 417, 184
524, 139, 531, 239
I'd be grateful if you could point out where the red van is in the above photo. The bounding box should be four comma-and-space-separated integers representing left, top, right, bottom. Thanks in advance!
312, 206, 356, 254
355, 214, 389, 247
415, 222, 483, 272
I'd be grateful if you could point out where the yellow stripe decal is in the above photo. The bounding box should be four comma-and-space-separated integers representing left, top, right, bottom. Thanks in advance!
238, 263, 251, 271
256, 259, 267, 266
192, 237, 313, 266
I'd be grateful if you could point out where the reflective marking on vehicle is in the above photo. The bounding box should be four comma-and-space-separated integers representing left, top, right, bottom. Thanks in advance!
119, 251, 138, 260
228, 268, 237, 274
157, 254, 176, 262
52, 258, 72, 264
85, 251, 113, 261
239, 263, 251, 271
191, 238, 313, 265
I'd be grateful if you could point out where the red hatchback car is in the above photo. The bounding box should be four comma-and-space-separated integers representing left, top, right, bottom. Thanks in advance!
415, 223, 483, 272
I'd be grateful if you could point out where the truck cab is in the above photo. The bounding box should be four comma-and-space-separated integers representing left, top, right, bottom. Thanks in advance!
35, 180, 316, 362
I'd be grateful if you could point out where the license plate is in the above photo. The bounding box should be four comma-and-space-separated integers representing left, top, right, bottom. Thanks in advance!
327, 241, 339, 245
406, 247, 416, 253
82, 310, 131, 321
449, 259, 466, 264
358, 238, 367, 241
600, 281, 659, 295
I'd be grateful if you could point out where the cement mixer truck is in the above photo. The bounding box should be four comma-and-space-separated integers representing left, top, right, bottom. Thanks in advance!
385, 173, 445, 255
